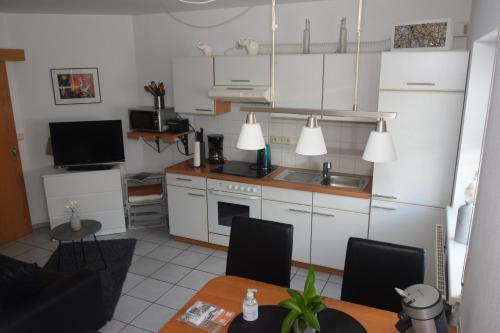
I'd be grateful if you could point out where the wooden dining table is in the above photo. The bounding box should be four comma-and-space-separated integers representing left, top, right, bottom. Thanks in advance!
159, 275, 456, 333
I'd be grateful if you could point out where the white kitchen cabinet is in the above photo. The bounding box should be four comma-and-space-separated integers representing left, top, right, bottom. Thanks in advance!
43, 168, 126, 235
214, 55, 270, 86
322, 53, 381, 118
373, 91, 464, 208
272, 54, 324, 114
173, 56, 221, 115
311, 206, 369, 270
167, 185, 208, 242
369, 200, 445, 286
262, 199, 312, 263
379, 51, 469, 91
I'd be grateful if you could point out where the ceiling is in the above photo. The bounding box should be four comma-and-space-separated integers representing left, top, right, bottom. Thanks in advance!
0, 0, 324, 15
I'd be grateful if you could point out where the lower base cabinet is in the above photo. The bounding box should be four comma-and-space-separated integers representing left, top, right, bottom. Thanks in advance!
368, 200, 445, 286
311, 207, 369, 270
262, 199, 312, 263
167, 185, 208, 242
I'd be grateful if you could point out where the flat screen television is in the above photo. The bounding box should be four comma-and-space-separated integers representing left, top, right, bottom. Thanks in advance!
49, 120, 125, 169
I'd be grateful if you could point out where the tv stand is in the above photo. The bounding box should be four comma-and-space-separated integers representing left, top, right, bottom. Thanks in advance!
66, 164, 116, 171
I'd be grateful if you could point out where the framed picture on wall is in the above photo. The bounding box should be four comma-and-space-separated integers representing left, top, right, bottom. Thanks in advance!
50, 68, 101, 105
391, 18, 453, 51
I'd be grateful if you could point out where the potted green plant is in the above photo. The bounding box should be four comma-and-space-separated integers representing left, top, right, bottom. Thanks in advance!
278, 267, 327, 333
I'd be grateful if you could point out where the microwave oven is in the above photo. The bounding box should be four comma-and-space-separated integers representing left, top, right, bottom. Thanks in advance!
129, 107, 174, 132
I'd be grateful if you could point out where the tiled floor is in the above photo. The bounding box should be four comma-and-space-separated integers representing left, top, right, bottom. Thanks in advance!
0, 226, 343, 333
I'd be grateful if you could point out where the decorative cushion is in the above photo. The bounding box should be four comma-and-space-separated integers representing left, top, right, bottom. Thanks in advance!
0, 262, 42, 306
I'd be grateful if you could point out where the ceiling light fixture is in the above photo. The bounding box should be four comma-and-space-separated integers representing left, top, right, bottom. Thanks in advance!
236, 112, 266, 150
178, 0, 216, 4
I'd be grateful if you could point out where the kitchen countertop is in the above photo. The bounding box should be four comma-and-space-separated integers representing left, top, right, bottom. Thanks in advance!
165, 159, 372, 199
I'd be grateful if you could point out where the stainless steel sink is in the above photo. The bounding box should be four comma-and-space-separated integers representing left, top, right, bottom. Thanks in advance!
321, 175, 370, 191
273, 168, 369, 191
273, 169, 323, 185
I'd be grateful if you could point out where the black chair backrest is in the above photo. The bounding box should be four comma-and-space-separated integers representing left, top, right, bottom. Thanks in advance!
341, 237, 425, 312
226, 216, 293, 288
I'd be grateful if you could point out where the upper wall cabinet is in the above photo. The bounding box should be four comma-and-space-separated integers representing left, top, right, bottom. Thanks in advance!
274, 54, 324, 109
214, 55, 270, 86
173, 57, 230, 115
322, 53, 381, 117
379, 51, 469, 91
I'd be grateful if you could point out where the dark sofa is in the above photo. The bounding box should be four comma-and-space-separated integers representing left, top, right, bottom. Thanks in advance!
0, 254, 106, 333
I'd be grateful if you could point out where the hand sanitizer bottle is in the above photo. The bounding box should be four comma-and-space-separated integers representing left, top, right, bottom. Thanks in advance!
243, 289, 258, 321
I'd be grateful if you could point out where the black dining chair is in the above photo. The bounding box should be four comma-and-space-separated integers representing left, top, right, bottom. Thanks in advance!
226, 216, 294, 288
341, 237, 425, 312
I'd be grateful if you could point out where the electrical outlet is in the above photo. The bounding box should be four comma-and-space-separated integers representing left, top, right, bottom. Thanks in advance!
270, 136, 291, 145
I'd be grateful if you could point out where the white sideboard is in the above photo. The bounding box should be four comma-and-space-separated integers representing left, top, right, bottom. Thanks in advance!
43, 168, 126, 235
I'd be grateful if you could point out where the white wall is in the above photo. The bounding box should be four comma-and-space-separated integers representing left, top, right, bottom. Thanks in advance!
132, 0, 472, 172
0, 13, 142, 225
460, 1, 500, 331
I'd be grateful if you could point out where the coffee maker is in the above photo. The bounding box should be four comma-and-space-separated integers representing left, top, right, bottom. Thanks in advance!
207, 134, 224, 164
395, 284, 448, 333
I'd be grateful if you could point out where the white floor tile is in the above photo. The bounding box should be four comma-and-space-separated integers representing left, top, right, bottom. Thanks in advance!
151, 263, 192, 284
113, 295, 152, 323
188, 245, 215, 255
100, 319, 126, 333
134, 240, 159, 256
196, 256, 226, 275
131, 304, 176, 332
156, 285, 197, 310
0, 242, 33, 257
132, 255, 141, 263
212, 250, 228, 259
178, 269, 217, 290
128, 257, 165, 276
170, 251, 208, 268
321, 282, 342, 300
127, 278, 174, 302
36, 240, 59, 251
295, 268, 330, 281
328, 274, 343, 285
17, 231, 51, 246
291, 266, 299, 274
139, 229, 172, 244
119, 325, 151, 333
145, 245, 182, 262
14, 247, 52, 263
290, 274, 327, 293
163, 239, 191, 250
122, 273, 146, 293
36, 255, 51, 267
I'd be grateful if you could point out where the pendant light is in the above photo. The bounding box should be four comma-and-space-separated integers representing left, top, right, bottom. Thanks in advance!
362, 119, 397, 162
178, 0, 216, 4
237, 112, 266, 150
296, 115, 327, 156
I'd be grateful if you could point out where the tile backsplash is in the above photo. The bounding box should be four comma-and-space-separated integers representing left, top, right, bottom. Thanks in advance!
192, 106, 375, 176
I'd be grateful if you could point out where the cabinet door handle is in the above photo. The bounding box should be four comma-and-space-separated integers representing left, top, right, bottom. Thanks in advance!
371, 205, 397, 211
231, 79, 251, 83
372, 194, 397, 200
288, 208, 310, 214
313, 212, 336, 218
176, 177, 193, 182
188, 193, 205, 197
194, 108, 213, 112
406, 82, 436, 86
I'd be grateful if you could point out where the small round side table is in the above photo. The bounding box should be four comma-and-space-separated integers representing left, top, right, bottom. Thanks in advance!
49, 219, 107, 271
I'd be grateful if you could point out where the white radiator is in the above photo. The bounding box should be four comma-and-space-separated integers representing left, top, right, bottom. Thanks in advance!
435, 224, 447, 300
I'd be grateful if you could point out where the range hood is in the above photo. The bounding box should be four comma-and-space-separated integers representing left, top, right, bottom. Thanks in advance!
208, 85, 272, 103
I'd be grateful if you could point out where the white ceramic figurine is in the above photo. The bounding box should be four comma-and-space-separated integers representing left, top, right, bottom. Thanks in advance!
196, 42, 213, 56
237, 38, 260, 55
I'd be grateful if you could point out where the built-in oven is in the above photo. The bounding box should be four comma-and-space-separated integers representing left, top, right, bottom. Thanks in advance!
207, 179, 261, 238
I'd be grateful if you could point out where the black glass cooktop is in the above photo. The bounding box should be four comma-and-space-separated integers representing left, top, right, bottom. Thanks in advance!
211, 161, 278, 179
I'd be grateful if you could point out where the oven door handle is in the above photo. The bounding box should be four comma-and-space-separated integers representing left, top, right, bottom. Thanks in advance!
209, 189, 260, 200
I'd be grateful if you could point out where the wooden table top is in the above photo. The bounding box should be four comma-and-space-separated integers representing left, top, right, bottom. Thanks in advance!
165, 160, 372, 199
158, 275, 457, 333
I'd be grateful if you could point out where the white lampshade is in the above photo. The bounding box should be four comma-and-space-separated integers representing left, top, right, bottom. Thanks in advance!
295, 126, 327, 156
237, 123, 266, 150
362, 130, 397, 163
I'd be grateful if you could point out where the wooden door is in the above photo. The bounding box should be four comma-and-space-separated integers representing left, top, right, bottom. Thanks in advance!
0, 49, 32, 245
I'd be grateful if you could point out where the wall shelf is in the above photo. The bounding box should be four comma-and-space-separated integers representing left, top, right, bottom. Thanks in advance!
127, 130, 192, 153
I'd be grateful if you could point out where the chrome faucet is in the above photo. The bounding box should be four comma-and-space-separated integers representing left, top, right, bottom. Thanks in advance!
322, 161, 332, 178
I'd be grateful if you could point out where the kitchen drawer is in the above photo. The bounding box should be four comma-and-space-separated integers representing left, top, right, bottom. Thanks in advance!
166, 173, 207, 190
313, 193, 369, 214
43, 169, 122, 197
209, 233, 229, 247
47, 191, 124, 218
262, 186, 312, 206
379, 51, 469, 92
214, 55, 270, 86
